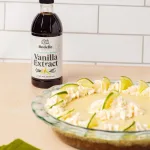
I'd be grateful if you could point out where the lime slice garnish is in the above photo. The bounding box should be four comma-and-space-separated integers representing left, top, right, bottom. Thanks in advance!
138, 80, 149, 93
60, 83, 79, 92
102, 90, 119, 109
121, 121, 136, 131
51, 91, 68, 100
57, 109, 75, 120
50, 100, 64, 109
102, 77, 111, 90
77, 78, 94, 88
87, 113, 98, 128
120, 76, 133, 91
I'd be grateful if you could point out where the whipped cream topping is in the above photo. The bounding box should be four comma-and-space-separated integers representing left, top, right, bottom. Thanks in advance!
136, 122, 148, 131
78, 120, 89, 127
103, 123, 119, 131
102, 122, 149, 131
89, 99, 104, 113
93, 80, 103, 93
50, 80, 150, 102
66, 85, 96, 99
141, 87, 150, 97
46, 106, 65, 117
45, 95, 66, 117
122, 85, 150, 97
45, 95, 58, 107
89, 96, 144, 121
122, 85, 138, 95
65, 112, 80, 125
108, 82, 120, 92
44, 80, 150, 131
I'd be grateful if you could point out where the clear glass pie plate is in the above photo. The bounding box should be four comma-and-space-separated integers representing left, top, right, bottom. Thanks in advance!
31, 84, 150, 150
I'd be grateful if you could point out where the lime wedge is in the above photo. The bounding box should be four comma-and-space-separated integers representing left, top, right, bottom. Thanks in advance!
57, 109, 75, 120
77, 78, 94, 88
138, 80, 149, 93
50, 100, 64, 109
51, 91, 68, 100
120, 76, 133, 91
102, 77, 111, 91
102, 90, 119, 109
121, 121, 136, 131
87, 113, 98, 128
60, 83, 79, 92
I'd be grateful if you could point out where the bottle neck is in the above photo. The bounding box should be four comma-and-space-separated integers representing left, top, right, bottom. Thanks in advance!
40, 4, 53, 13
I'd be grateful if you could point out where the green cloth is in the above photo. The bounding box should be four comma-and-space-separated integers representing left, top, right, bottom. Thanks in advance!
0, 139, 40, 150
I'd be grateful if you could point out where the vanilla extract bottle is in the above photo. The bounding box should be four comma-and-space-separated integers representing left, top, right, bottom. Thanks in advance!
31, 0, 63, 88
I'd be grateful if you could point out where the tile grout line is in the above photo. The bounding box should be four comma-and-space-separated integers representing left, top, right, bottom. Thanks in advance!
3, 58, 150, 65
142, 36, 145, 63
1, 29, 150, 37
97, 5, 100, 34
65, 32, 148, 37
0, 58, 139, 64
0, 1, 149, 8
3, 2, 6, 30
52, 3, 146, 8
0, 29, 149, 37
1, 1, 98, 6
64, 60, 143, 64
3, 29, 30, 32
64, 32, 146, 37
2, 58, 30, 60
144, 0, 146, 6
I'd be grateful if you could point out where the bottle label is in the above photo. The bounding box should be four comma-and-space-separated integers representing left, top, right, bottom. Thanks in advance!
31, 35, 62, 80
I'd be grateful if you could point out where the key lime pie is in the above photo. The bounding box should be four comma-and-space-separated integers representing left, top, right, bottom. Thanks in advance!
32, 76, 150, 150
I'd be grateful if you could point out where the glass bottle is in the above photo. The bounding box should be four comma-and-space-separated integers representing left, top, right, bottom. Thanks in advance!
31, 0, 63, 88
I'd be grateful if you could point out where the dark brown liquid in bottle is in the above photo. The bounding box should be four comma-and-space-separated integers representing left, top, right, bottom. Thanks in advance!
31, 12, 63, 88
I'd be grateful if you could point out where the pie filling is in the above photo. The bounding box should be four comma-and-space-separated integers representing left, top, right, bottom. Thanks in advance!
44, 77, 150, 131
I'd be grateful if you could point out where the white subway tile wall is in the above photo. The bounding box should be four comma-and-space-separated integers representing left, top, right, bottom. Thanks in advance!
0, 3, 4, 30
54, 4, 98, 33
0, 31, 31, 59
1, 0, 145, 6
5, 3, 98, 33
3, 59, 30, 63
146, 0, 150, 6
5, 3, 39, 31
99, 6, 150, 35
143, 36, 150, 63
0, 0, 150, 65
55, 0, 144, 6
63, 34, 142, 63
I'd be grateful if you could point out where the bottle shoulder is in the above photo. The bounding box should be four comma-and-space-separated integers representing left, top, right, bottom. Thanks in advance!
31, 13, 63, 37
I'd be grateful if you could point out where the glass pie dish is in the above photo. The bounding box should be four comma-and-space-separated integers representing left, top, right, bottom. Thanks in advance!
31, 84, 150, 150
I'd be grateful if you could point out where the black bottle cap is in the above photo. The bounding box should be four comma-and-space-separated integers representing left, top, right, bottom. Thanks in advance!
40, 0, 54, 4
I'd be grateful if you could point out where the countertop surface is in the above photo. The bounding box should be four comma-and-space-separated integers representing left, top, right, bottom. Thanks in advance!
1, 63, 150, 150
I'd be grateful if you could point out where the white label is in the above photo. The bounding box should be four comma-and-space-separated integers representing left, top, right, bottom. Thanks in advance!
31, 35, 62, 80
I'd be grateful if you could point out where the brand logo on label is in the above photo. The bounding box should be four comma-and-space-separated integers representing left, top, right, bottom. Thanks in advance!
41, 39, 49, 45
39, 39, 52, 49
